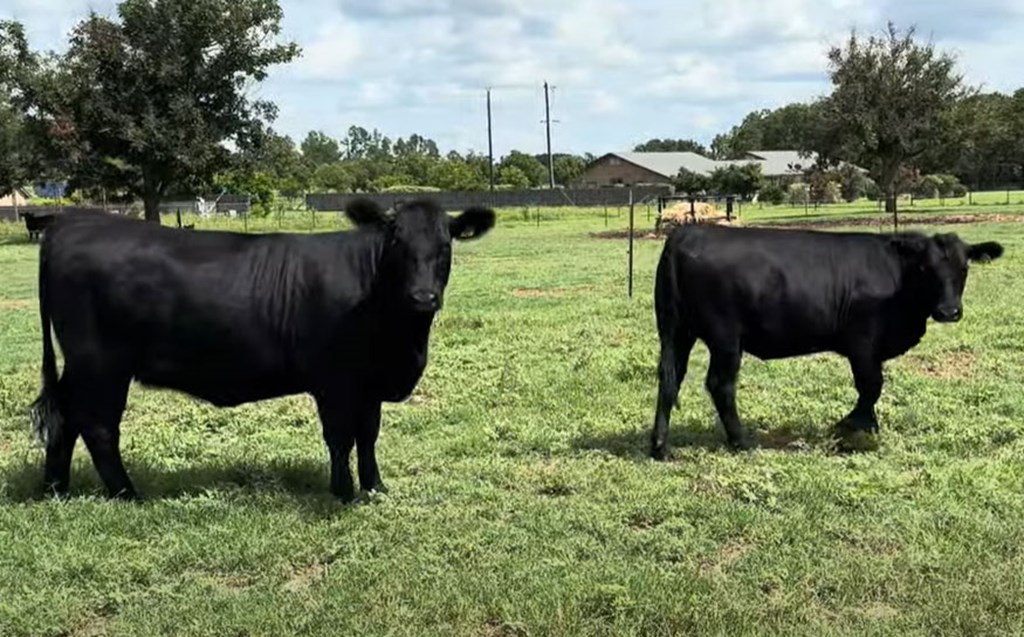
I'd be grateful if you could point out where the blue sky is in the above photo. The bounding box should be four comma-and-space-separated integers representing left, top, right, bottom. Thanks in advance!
4, 0, 1023, 158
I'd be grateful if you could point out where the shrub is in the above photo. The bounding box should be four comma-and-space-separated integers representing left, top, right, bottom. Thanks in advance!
864, 178, 881, 201
787, 182, 809, 205
951, 183, 968, 198
759, 182, 786, 205
914, 174, 943, 199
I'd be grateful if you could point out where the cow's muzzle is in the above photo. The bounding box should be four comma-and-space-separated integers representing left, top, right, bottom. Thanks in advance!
409, 290, 441, 312
933, 306, 963, 323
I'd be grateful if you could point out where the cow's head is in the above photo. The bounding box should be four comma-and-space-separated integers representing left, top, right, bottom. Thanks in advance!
346, 198, 495, 312
892, 232, 1004, 323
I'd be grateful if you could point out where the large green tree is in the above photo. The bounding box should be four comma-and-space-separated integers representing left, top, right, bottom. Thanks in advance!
812, 23, 971, 214
633, 138, 709, 155
24, 0, 300, 223
0, 21, 44, 198
711, 103, 822, 159
301, 130, 341, 166
499, 151, 546, 188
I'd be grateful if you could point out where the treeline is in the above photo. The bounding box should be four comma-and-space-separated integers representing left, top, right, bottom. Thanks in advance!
231, 126, 596, 206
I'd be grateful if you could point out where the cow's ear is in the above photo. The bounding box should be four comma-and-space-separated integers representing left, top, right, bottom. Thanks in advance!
890, 234, 931, 264
450, 206, 495, 241
967, 241, 1004, 263
345, 198, 389, 228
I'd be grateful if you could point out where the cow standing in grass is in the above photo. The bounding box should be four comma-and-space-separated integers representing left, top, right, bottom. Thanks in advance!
30, 198, 495, 502
649, 224, 1004, 459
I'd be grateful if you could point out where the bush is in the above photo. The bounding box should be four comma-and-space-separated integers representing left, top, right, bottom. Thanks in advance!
914, 174, 943, 199
380, 184, 441, 193
813, 181, 842, 204
951, 183, 968, 198
759, 182, 786, 205
864, 178, 881, 201
787, 182, 809, 205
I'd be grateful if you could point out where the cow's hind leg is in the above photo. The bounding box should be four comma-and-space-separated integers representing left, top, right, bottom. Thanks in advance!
650, 333, 696, 460
72, 371, 135, 499
705, 346, 751, 451
41, 373, 80, 497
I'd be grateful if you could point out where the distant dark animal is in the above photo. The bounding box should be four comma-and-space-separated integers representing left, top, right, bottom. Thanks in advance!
30, 198, 495, 502
20, 210, 59, 243
650, 224, 1004, 459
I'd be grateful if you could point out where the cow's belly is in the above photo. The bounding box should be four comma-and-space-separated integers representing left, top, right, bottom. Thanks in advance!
133, 343, 305, 407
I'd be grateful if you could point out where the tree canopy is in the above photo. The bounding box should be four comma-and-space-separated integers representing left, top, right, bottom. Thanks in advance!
11, 0, 300, 222
811, 22, 971, 213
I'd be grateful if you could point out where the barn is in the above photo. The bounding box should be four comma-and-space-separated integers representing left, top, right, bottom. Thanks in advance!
573, 150, 825, 188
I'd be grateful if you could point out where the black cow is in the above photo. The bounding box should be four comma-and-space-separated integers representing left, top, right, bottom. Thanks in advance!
650, 224, 1004, 459
29, 198, 495, 502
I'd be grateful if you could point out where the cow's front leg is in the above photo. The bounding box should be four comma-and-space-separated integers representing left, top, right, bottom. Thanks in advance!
835, 355, 882, 446
355, 399, 387, 495
315, 394, 356, 502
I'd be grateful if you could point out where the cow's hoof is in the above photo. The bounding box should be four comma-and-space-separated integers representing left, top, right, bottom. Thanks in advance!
110, 488, 140, 501
728, 436, 755, 452
363, 481, 389, 496
833, 426, 880, 454
650, 444, 670, 461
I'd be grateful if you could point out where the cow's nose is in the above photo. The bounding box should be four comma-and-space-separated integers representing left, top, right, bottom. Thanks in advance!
410, 290, 439, 309
934, 306, 962, 322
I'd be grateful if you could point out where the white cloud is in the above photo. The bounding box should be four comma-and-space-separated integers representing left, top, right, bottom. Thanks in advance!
292, 18, 363, 79
8, 0, 1024, 156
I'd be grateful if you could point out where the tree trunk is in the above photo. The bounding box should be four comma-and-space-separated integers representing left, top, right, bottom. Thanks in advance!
143, 191, 161, 224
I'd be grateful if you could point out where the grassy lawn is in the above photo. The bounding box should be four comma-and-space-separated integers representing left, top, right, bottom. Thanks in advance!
1, 207, 1024, 635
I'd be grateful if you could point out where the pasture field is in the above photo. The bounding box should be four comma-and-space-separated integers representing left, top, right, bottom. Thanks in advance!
2, 206, 1024, 636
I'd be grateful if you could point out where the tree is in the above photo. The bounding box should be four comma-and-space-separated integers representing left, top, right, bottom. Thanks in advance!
708, 163, 763, 199
812, 23, 971, 214
427, 158, 487, 191
499, 151, 546, 188
301, 130, 341, 166
673, 168, 710, 195
711, 103, 823, 159
0, 23, 37, 198
497, 165, 530, 189
553, 154, 586, 186
633, 138, 709, 155
19, 0, 300, 223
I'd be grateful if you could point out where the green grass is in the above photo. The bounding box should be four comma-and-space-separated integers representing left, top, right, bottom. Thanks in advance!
2, 207, 1024, 636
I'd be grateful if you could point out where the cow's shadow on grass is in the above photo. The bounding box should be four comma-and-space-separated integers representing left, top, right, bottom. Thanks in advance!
1, 455, 355, 516
574, 417, 838, 460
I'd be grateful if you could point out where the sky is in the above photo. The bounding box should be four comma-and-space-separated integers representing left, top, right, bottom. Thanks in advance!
3, 0, 1023, 158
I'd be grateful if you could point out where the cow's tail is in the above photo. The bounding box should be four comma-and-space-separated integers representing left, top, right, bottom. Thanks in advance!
654, 247, 682, 410
29, 241, 63, 447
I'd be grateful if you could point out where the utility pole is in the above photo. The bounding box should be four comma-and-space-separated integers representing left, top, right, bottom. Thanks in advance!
543, 81, 556, 188
486, 87, 495, 192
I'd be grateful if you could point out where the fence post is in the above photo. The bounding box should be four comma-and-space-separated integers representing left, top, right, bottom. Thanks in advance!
628, 190, 635, 299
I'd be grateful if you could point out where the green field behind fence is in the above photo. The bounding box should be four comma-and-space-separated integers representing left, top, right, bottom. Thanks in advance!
1, 202, 1024, 635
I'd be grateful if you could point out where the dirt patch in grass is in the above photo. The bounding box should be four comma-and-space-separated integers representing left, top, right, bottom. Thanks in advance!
859, 602, 900, 620
902, 350, 977, 380
590, 213, 1024, 240
590, 229, 661, 241
756, 213, 1024, 231
482, 619, 530, 637
0, 298, 32, 310
699, 539, 754, 577
283, 561, 328, 593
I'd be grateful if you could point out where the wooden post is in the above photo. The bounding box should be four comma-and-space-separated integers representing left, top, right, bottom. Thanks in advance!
628, 190, 635, 299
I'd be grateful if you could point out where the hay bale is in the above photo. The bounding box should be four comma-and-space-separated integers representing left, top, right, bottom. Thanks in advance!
655, 201, 739, 236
